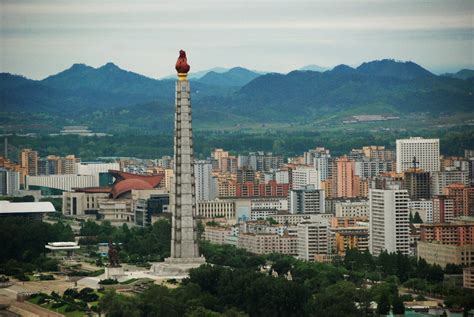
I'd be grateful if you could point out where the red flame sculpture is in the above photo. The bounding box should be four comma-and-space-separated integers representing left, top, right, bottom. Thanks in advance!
175, 50, 190, 74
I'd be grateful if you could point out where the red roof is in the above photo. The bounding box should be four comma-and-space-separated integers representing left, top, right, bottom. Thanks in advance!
111, 179, 154, 198
73, 170, 163, 199
108, 170, 163, 199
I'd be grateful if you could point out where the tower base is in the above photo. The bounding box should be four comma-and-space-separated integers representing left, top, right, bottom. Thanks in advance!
150, 256, 206, 277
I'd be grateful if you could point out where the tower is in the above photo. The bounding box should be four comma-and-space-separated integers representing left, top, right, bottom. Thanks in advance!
152, 50, 205, 275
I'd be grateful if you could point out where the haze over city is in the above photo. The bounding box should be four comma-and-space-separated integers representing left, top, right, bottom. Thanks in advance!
1, 0, 473, 79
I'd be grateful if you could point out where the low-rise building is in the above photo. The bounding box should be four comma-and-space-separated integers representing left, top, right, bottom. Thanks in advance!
237, 233, 297, 255
417, 241, 474, 267
334, 199, 369, 218
203, 226, 232, 245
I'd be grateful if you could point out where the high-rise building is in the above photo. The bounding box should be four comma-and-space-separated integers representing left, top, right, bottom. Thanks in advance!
444, 183, 474, 218
220, 156, 238, 174
237, 167, 256, 184
369, 186, 410, 256
408, 199, 433, 223
297, 220, 329, 261
20, 148, 38, 176
291, 166, 320, 190
396, 137, 440, 173
336, 156, 358, 198
354, 158, 394, 179
362, 146, 395, 161
212, 148, 229, 171
289, 185, 325, 214
432, 195, 454, 223
403, 168, 431, 200
194, 160, 215, 201
0, 168, 20, 195
431, 168, 470, 196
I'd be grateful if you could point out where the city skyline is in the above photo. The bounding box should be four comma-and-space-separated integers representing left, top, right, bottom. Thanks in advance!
1, 0, 473, 79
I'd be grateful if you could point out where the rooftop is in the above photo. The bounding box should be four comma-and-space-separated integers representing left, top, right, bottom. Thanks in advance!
0, 201, 55, 214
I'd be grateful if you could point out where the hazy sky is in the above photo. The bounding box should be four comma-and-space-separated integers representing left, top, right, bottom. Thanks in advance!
1, 0, 473, 79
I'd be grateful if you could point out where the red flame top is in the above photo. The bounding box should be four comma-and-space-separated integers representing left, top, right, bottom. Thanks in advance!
175, 50, 190, 74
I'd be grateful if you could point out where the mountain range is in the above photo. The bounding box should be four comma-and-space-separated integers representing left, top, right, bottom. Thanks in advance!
0, 59, 472, 131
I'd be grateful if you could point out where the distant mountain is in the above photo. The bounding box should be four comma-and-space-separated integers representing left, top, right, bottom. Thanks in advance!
228, 60, 472, 120
299, 65, 330, 72
0, 63, 228, 113
328, 64, 356, 75
1, 59, 472, 132
442, 69, 474, 80
356, 59, 433, 80
195, 67, 261, 87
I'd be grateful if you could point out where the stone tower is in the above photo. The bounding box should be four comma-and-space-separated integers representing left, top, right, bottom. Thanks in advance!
170, 64, 200, 259
152, 50, 205, 275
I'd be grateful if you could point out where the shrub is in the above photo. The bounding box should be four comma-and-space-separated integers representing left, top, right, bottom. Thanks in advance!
51, 301, 64, 309
64, 305, 76, 312
99, 278, 118, 285
39, 274, 55, 280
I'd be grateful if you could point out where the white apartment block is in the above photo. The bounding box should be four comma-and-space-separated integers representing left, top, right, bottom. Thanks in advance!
408, 199, 433, 223
297, 221, 329, 261
335, 199, 369, 218
250, 209, 278, 220
354, 159, 394, 179
292, 167, 321, 190
274, 170, 289, 184
0, 169, 20, 196
431, 169, 470, 196
194, 160, 215, 201
203, 226, 232, 245
369, 188, 410, 256
251, 198, 288, 211
238, 233, 297, 255
272, 213, 333, 225
396, 137, 440, 173
289, 185, 325, 214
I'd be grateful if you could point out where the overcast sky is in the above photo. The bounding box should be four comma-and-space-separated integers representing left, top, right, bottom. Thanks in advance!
1, 0, 472, 79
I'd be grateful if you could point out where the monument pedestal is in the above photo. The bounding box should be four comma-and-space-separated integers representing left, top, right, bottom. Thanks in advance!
150, 256, 206, 277
105, 266, 125, 279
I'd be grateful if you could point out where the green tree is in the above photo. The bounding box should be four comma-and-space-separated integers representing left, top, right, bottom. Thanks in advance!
99, 290, 140, 317
392, 295, 405, 315
412, 211, 423, 224
377, 292, 390, 316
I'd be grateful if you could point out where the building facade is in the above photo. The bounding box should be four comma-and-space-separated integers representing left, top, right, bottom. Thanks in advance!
396, 137, 440, 173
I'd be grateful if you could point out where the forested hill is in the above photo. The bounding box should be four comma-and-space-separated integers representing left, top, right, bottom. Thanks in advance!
0, 59, 472, 129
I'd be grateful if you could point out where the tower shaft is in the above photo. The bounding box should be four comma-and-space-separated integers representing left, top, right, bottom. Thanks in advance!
170, 79, 200, 259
